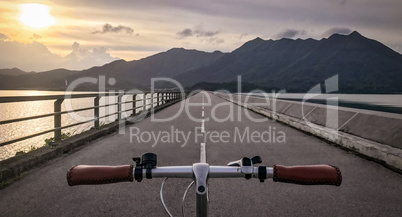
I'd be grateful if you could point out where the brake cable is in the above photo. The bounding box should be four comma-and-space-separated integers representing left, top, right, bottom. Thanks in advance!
160, 178, 173, 217
182, 181, 195, 217
160, 178, 195, 217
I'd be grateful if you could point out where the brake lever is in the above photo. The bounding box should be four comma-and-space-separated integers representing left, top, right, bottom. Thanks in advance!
227, 156, 262, 166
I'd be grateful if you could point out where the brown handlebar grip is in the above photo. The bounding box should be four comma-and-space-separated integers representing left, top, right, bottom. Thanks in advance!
67, 165, 134, 186
273, 165, 342, 186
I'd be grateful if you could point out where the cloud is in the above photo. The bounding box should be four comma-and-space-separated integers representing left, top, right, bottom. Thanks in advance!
274, 29, 306, 39
201, 37, 224, 45
176, 25, 223, 45
177, 28, 193, 37
0, 33, 8, 41
321, 27, 352, 38
31, 34, 42, 40
195, 30, 219, 37
215, 38, 224, 44
236, 33, 248, 40
0, 34, 119, 72
177, 25, 220, 39
93, 23, 134, 35
63, 42, 119, 69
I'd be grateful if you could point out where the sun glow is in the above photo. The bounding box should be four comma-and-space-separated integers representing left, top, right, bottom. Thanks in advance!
19, 3, 56, 29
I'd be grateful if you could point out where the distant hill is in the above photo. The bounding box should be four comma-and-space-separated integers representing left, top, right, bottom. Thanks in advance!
0, 68, 28, 76
0, 31, 401, 93
176, 31, 402, 93
36, 48, 225, 90
0, 68, 79, 90
191, 81, 280, 93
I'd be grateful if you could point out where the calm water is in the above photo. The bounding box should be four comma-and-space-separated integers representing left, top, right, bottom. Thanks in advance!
0, 90, 150, 161
248, 93, 402, 114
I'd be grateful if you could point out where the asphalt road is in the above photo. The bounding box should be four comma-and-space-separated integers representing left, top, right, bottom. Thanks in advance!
0, 92, 401, 216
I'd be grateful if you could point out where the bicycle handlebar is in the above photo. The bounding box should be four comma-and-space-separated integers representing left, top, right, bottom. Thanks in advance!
67, 165, 134, 186
67, 164, 342, 186
273, 165, 342, 186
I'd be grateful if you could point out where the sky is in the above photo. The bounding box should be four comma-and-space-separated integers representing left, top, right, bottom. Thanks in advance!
0, 0, 401, 72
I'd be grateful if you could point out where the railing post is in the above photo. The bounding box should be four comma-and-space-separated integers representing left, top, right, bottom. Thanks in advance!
54, 99, 64, 142
157, 93, 160, 106
132, 94, 137, 116
143, 93, 146, 112
117, 94, 122, 120
151, 92, 154, 111
94, 96, 100, 129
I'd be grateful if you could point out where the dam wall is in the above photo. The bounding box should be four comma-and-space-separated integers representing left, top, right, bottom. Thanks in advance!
217, 93, 402, 172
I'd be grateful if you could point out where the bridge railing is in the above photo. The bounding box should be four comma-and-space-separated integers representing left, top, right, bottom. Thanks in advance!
0, 91, 182, 148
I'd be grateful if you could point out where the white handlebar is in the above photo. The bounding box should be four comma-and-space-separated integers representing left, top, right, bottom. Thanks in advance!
147, 166, 274, 179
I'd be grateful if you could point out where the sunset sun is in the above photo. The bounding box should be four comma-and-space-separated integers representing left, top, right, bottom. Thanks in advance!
19, 3, 55, 28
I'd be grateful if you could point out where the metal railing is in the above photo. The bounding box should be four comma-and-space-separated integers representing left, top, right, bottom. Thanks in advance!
0, 91, 182, 148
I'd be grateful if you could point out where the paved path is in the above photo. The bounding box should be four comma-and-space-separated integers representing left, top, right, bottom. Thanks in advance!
0, 92, 401, 216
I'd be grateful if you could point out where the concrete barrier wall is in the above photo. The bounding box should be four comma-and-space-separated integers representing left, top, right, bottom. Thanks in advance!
230, 93, 402, 149
339, 113, 402, 148
217, 93, 402, 172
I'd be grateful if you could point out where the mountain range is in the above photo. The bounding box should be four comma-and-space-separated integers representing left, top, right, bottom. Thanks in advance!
1, 31, 401, 93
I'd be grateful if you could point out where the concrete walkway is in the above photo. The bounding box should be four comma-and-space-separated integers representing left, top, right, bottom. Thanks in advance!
0, 92, 401, 216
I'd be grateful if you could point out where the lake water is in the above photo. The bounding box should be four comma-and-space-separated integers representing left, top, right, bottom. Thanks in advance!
0, 90, 150, 161
248, 93, 402, 114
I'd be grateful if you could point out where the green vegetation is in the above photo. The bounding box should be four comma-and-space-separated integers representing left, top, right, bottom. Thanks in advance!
44, 132, 71, 146
100, 121, 107, 129
14, 132, 72, 156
